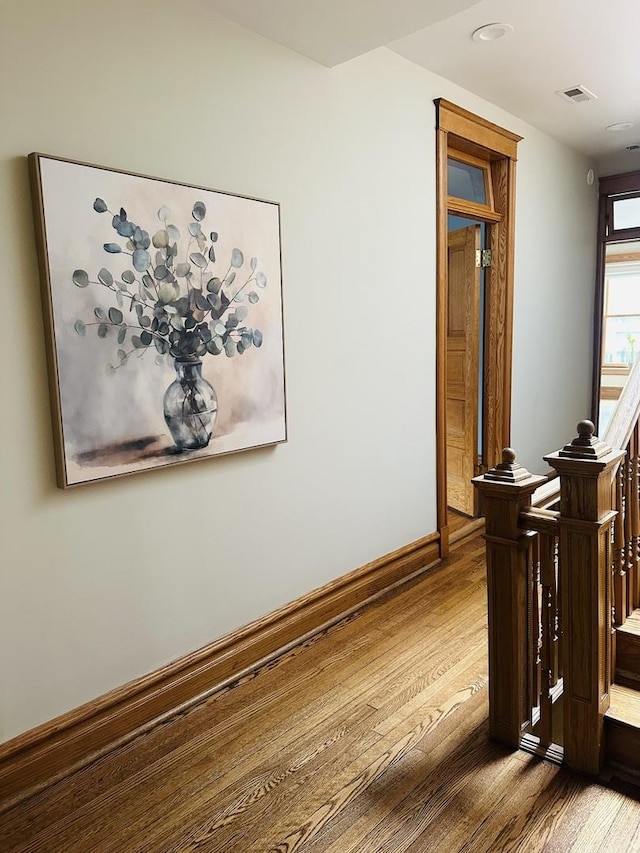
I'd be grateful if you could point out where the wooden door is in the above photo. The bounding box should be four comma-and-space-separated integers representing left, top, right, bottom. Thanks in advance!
446, 225, 481, 517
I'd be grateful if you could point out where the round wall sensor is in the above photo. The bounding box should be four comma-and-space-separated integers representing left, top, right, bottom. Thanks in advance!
472, 23, 514, 42
587, 168, 595, 186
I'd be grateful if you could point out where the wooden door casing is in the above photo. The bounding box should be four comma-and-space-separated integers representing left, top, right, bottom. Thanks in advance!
435, 100, 520, 557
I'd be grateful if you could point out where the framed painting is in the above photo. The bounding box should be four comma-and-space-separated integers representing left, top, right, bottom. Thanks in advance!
30, 154, 287, 488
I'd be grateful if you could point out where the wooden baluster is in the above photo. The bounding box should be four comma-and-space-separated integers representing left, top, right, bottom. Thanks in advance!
472, 449, 547, 748
625, 453, 634, 618
613, 461, 627, 627
538, 531, 558, 747
530, 534, 542, 718
544, 420, 625, 775
630, 424, 640, 611
551, 537, 561, 685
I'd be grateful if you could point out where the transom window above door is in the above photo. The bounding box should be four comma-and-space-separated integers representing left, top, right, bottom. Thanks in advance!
447, 156, 488, 205
446, 150, 500, 222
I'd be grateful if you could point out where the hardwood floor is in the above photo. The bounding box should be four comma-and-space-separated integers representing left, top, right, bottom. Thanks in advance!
447, 509, 484, 549
1, 537, 639, 852
447, 508, 470, 535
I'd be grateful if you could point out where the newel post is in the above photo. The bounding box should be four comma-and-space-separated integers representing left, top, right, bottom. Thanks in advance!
544, 420, 625, 775
473, 449, 546, 748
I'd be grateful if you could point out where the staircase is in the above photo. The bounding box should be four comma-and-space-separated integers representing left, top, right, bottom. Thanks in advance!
614, 610, 640, 690
475, 352, 640, 781
605, 612, 640, 779
603, 351, 640, 781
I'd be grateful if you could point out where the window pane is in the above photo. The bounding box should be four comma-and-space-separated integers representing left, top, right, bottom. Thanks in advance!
606, 273, 640, 314
613, 196, 640, 231
447, 158, 487, 204
603, 315, 640, 364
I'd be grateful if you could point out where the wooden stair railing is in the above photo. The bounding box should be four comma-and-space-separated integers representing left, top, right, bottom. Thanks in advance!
603, 346, 640, 454
543, 424, 624, 773
474, 425, 625, 774
531, 353, 640, 623
474, 352, 640, 776
471, 450, 547, 748
517, 505, 561, 755
530, 342, 640, 501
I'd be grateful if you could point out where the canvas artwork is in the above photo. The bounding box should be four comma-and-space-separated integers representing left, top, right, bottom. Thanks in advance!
30, 154, 287, 488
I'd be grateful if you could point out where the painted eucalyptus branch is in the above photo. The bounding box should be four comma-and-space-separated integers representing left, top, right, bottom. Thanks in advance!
72, 198, 268, 369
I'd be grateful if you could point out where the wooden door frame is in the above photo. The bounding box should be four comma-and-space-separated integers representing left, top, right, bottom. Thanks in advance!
435, 99, 522, 557
591, 169, 640, 427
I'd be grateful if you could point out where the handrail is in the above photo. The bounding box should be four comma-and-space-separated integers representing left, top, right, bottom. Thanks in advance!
531, 474, 559, 510
529, 355, 640, 512
603, 353, 640, 452
519, 506, 560, 533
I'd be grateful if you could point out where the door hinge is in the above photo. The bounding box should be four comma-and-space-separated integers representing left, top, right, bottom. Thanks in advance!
475, 456, 488, 477
478, 249, 492, 268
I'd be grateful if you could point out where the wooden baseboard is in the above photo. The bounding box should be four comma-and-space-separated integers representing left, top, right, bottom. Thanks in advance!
439, 524, 449, 558
449, 517, 485, 549
0, 531, 440, 812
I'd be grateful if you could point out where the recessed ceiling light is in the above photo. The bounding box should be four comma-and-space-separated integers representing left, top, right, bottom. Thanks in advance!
472, 23, 514, 42
606, 122, 634, 132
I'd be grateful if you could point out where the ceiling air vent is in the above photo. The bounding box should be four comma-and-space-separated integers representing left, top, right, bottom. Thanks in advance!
556, 84, 598, 104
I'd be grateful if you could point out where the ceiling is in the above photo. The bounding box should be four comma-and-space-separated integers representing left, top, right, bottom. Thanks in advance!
207, 0, 640, 176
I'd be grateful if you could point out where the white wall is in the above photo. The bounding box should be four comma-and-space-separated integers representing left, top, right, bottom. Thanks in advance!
511, 132, 598, 473
0, 0, 596, 742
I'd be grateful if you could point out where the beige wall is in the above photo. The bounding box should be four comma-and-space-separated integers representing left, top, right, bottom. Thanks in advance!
511, 132, 598, 472
0, 0, 597, 741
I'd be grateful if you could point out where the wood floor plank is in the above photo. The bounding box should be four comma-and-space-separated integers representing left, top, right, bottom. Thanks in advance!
242, 679, 488, 853
401, 742, 528, 852
205, 664, 486, 852
303, 689, 490, 853
372, 641, 486, 737
453, 760, 582, 853
539, 783, 626, 852
254, 723, 429, 853
136, 705, 383, 853
497, 772, 589, 852
23, 693, 372, 853
225, 658, 486, 852
366, 602, 487, 711
597, 796, 640, 853
328, 720, 503, 852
